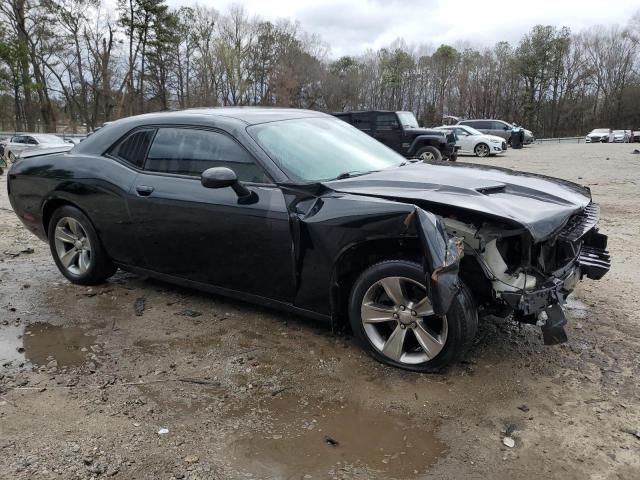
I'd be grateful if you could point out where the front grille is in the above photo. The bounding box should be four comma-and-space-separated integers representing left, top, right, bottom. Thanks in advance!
558, 203, 599, 242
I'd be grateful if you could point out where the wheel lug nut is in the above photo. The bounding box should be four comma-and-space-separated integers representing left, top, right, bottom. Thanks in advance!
393, 313, 399, 319
399, 306, 405, 311
411, 322, 417, 328
400, 324, 406, 329
411, 311, 417, 316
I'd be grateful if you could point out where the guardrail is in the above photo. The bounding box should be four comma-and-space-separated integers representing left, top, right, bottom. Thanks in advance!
535, 136, 585, 144
0, 131, 87, 139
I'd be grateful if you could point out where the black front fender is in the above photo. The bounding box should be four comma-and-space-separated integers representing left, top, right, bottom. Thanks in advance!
281, 185, 464, 318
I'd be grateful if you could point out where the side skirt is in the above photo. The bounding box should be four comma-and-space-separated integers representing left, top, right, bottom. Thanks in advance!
114, 263, 331, 324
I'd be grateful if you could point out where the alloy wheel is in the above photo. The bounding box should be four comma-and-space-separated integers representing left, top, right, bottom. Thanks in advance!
360, 276, 448, 364
53, 217, 93, 276
475, 144, 489, 157
419, 151, 435, 161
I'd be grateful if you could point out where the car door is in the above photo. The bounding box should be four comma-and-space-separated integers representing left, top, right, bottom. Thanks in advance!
8, 136, 27, 156
373, 113, 403, 152
24, 136, 40, 153
453, 128, 473, 153
490, 121, 511, 140
127, 126, 295, 302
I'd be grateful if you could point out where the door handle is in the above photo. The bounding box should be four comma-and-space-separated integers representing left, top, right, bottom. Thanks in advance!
135, 185, 154, 196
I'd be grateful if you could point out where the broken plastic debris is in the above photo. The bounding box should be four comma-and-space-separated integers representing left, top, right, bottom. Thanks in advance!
157, 428, 169, 435
502, 436, 515, 448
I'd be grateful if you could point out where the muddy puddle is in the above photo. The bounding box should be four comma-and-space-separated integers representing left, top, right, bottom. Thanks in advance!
231, 397, 447, 479
0, 322, 96, 367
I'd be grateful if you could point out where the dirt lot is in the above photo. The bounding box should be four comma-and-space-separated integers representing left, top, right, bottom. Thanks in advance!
0, 143, 639, 480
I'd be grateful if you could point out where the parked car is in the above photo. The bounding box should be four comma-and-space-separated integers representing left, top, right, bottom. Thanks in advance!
457, 119, 535, 145
612, 130, 631, 143
7, 108, 610, 372
333, 110, 458, 161
435, 125, 506, 157
3, 133, 72, 163
585, 129, 611, 143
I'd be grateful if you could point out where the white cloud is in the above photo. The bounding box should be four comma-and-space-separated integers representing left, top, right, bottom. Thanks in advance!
167, 0, 640, 57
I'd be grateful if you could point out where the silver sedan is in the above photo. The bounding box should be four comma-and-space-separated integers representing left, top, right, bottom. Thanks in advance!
3, 134, 72, 163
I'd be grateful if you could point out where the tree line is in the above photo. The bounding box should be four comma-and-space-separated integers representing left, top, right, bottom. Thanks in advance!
1, 0, 639, 138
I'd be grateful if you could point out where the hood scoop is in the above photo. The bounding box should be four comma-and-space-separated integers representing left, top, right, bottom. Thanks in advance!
476, 184, 507, 195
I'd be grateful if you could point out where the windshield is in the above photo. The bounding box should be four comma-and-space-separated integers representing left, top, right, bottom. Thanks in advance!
248, 117, 404, 182
397, 112, 419, 128
591, 129, 609, 134
35, 134, 65, 144
458, 126, 483, 136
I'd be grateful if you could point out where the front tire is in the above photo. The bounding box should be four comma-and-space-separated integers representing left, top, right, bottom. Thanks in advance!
474, 143, 490, 157
8, 152, 16, 164
415, 146, 442, 162
348, 260, 478, 372
48, 205, 116, 285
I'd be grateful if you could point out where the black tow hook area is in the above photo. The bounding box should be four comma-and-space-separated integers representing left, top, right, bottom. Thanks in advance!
541, 304, 568, 345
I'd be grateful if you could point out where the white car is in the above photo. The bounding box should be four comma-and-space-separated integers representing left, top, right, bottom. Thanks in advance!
3, 133, 72, 164
612, 130, 631, 143
436, 125, 506, 157
585, 129, 610, 143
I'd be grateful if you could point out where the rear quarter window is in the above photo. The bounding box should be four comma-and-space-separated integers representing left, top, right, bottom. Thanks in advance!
109, 129, 156, 168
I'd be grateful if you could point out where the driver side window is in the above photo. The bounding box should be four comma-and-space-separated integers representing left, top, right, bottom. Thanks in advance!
145, 127, 270, 184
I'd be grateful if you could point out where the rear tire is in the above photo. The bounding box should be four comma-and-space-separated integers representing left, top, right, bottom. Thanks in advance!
415, 146, 442, 162
348, 260, 478, 372
8, 152, 16, 164
48, 205, 116, 285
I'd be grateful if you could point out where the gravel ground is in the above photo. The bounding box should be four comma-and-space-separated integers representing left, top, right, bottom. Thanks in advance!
0, 143, 639, 480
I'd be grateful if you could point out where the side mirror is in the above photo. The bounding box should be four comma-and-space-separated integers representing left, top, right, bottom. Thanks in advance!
201, 166, 237, 189
201, 167, 256, 204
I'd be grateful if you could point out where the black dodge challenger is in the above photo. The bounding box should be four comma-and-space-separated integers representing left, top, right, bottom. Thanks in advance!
7, 108, 610, 372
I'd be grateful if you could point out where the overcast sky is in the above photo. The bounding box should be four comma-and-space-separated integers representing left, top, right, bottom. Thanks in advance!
166, 0, 640, 57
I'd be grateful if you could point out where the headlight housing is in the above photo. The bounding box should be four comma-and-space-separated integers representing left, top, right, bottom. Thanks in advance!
490, 139, 501, 143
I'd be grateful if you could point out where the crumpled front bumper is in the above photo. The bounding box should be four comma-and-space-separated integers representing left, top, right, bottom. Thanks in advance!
500, 264, 581, 316
500, 233, 610, 316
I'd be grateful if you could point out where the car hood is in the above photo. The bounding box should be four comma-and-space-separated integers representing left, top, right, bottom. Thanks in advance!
404, 127, 447, 137
587, 132, 608, 137
323, 162, 591, 242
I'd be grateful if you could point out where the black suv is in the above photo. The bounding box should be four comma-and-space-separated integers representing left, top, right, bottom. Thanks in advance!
333, 111, 458, 161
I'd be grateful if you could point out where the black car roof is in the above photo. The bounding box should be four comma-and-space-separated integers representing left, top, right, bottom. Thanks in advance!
332, 110, 398, 115
147, 107, 327, 125
73, 108, 330, 155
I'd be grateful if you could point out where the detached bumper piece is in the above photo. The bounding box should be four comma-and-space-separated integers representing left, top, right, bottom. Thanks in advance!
579, 230, 610, 280
541, 304, 568, 345
579, 246, 610, 280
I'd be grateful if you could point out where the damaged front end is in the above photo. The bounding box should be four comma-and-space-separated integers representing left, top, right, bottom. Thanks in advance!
411, 208, 464, 316
443, 203, 610, 344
